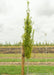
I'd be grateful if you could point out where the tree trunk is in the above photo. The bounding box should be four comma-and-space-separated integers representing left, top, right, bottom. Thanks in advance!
22, 46, 25, 75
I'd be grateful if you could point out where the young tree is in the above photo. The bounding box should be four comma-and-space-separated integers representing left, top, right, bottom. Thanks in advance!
22, 1, 34, 75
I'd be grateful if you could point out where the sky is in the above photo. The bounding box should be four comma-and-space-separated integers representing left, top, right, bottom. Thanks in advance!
0, 0, 54, 44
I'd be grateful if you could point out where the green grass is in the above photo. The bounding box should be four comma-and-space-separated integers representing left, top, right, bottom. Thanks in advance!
0, 59, 21, 62
0, 53, 54, 57
33, 53, 54, 58
0, 66, 54, 74
26, 58, 54, 62
0, 58, 54, 62
0, 54, 21, 57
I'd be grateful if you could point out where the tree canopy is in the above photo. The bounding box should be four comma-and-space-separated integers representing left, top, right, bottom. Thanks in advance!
22, 1, 34, 58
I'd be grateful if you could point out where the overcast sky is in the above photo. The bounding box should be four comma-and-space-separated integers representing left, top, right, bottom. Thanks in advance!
0, 0, 54, 44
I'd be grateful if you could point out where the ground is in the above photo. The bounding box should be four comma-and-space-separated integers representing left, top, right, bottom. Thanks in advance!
0, 46, 54, 74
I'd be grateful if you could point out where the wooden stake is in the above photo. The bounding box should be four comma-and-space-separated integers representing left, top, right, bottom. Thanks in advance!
22, 46, 25, 75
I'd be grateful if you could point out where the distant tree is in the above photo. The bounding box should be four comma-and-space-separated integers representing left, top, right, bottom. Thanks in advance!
18, 41, 22, 46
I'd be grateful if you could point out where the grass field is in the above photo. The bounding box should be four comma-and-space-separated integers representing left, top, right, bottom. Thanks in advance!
0, 53, 54, 74
0, 53, 54, 57
0, 54, 21, 57
0, 66, 54, 74
0, 58, 54, 62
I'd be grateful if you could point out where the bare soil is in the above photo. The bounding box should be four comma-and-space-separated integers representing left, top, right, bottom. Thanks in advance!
0, 57, 54, 59
0, 62, 54, 66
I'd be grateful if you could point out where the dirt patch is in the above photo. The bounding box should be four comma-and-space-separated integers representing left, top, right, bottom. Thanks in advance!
0, 57, 54, 59
0, 62, 54, 66
0, 46, 54, 53
0, 57, 21, 59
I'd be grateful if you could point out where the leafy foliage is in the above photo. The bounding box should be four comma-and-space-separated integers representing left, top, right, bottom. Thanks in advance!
22, 1, 34, 58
